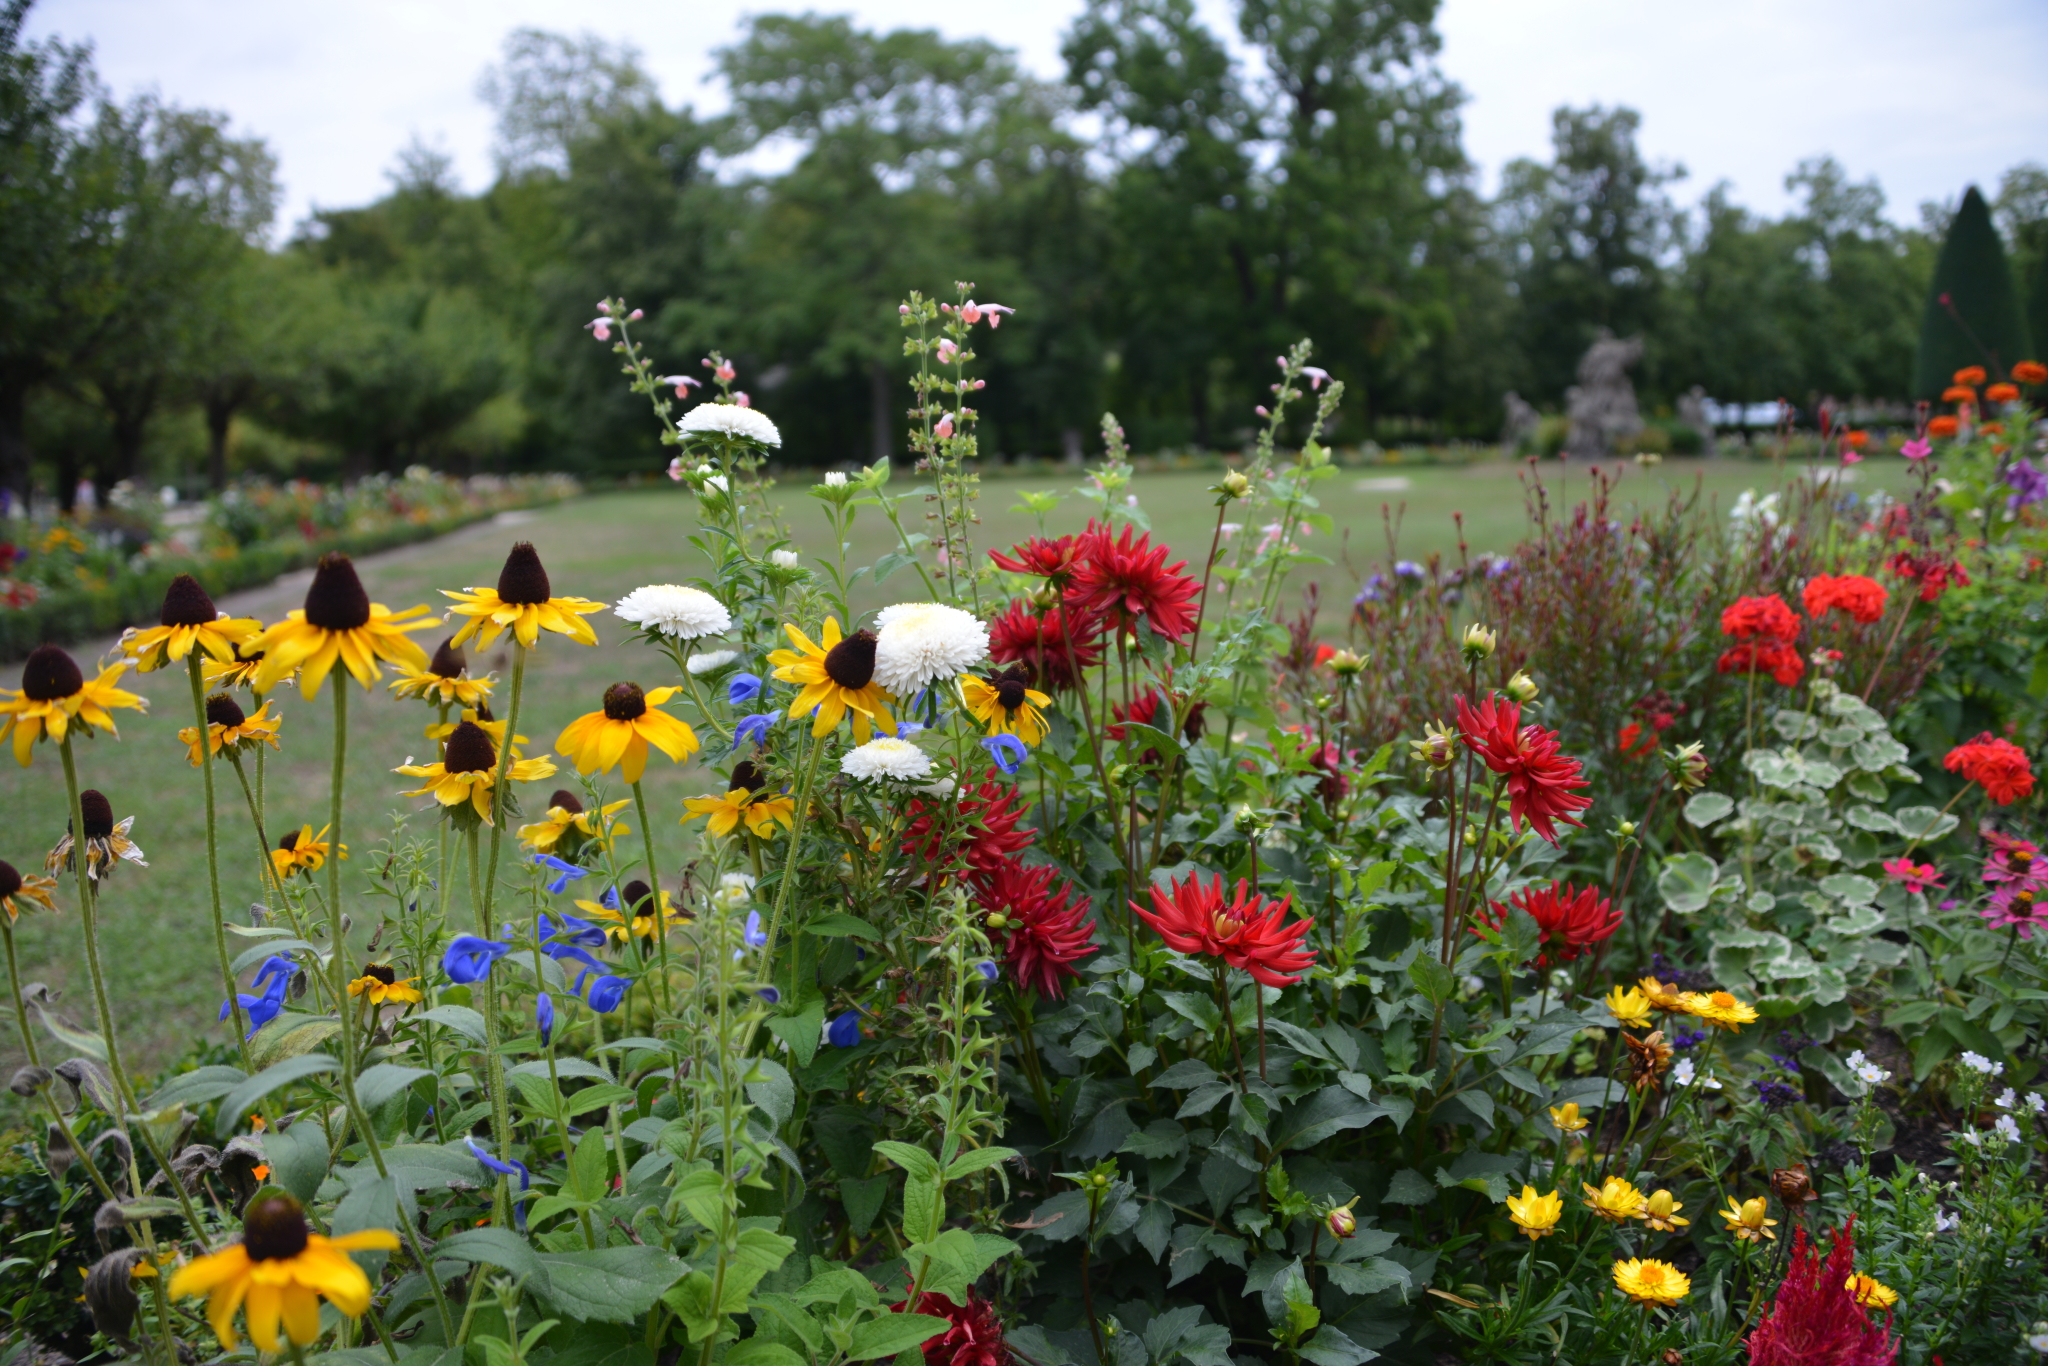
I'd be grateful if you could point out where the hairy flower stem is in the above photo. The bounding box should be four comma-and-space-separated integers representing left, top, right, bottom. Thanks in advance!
481, 644, 528, 921
190, 655, 252, 1060
1055, 625, 1134, 944
757, 728, 827, 993
325, 682, 360, 1062
630, 779, 673, 1013
1860, 595, 1916, 703
3, 921, 113, 1201
465, 826, 513, 1225
1214, 964, 1250, 1095
1185, 501, 1230, 663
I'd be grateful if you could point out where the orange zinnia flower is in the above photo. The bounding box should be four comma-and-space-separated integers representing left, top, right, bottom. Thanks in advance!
1942, 385, 1978, 405
1953, 365, 1987, 387
1928, 416, 1960, 439
2013, 360, 2048, 385
1986, 382, 2020, 403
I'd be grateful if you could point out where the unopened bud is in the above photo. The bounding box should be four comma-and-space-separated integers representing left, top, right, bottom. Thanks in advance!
1460, 624, 1497, 663
1031, 583, 1061, 611
1409, 720, 1458, 771
1665, 741, 1711, 792
1326, 648, 1366, 677
985, 913, 1010, 930
1233, 804, 1261, 835
1219, 470, 1251, 500
1326, 1206, 1357, 1238
1617, 821, 1637, 837
1091, 1173, 1109, 1187
1504, 669, 1538, 703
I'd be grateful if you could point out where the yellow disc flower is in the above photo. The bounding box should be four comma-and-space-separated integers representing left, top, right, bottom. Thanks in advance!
1844, 1273, 1898, 1309
1642, 1189, 1690, 1232
1683, 988, 1759, 1032
1613, 1257, 1689, 1306
203, 640, 277, 693
122, 574, 260, 671
0, 646, 146, 767
396, 721, 556, 826
960, 667, 1052, 746
577, 879, 687, 941
271, 825, 343, 881
389, 637, 493, 708
1719, 1196, 1778, 1243
1582, 1175, 1648, 1222
168, 1193, 398, 1352
346, 963, 423, 1007
250, 554, 437, 697
1549, 1102, 1589, 1134
442, 542, 603, 650
178, 695, 282, 767
1637, 975, 1689, 1012
46, 790, 146, 882
554, 682, 700, 785
768, 616, 896, 742
1606, 985, 1653, 1028
0, 859, 58, 922
1504, 1185, 1562, 1240
518, 790, 629, 856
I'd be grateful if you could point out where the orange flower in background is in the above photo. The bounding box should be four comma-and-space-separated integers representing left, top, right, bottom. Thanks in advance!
1985, 382, 2020, 403
1842, 430, 1868, 449
1719, 594, 1801, 642
1802, 574, 1887, 625
1927, 415, 1960, 439
2013, 360, 2048, 385
1131, 870, 1316, 986
1953, 365, 1987, 387
1942, 385, 1978, 405
1944, 732, 2035, 805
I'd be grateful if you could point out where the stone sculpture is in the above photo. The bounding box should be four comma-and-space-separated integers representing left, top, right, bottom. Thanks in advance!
1499, 391, 1541, 456
1564, 330, 1645, 460
1677, 385, 1718, 457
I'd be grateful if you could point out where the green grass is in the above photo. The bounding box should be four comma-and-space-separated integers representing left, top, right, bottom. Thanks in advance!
0, 453, 1910, 1078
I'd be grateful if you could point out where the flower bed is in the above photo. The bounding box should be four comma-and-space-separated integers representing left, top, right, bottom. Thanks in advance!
3, 305, 2047, 1366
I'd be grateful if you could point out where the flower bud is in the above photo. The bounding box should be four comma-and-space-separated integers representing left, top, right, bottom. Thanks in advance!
1617, 820, 1637, 837
985, 913, 1010, 930
1664, 741, 1711, 792
1219, 470, 1251, 500
1326, 648, 1366, 677
1460, 623, 1497, 663
1504, 669, 1538, 703
1091, 1173, 1109, 1187
1326, 1206, 1357, 1238
1233, 804, 1261, 835
1409, 720, 1458, 771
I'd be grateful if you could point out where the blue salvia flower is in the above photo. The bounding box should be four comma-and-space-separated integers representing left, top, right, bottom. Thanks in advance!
727, 673, 765, 705
466, 1139, 534, 1231
536, 993, 555, 1046
539, 910, 608, 950
826, 1009, 863, 1048
251, 955, 296, 992
219, 963, 294, 1040
980, 733, 1029, 776
735, 909, 768, 962
975, 961, 1000, 985
732, 712, 777, 751
580, 973, 633, 1013
755, 986, 781, 1005
442, 935, 511, 984
531, 853, 588, 895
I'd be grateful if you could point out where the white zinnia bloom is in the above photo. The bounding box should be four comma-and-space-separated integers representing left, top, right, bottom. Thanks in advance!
613, 584, 732, 640
872, 602, 988, 694
771, 549, 800, 568
841, 737, 934, 782
679, 402, 781, 448
686, 649, 739, 675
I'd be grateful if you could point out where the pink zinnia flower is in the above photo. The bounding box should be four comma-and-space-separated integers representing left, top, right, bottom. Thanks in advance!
1881, 857, 1942, 894
1901, 438, 1931, 460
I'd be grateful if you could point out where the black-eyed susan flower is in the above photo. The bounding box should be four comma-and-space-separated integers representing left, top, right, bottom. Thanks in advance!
202, 639, 279, 693
270, 824, 343, 881
960, 666, 1052, 746
178, 694, 282, 767
442, 542, 603, 650
121, 574, 260, 672
1504, 1185, 1562, 1239
396, 720, 555, 826
768, 617, 896, 742
167, 1192, 398, 1352
46, 790, 146, 881
250, 554, 437, 697
518, 789, 629, 857
388, 637, 493, 708
0, 859, 57, 922
0, 646, 146, 767
681, 761, 796, 839
346, 962, 423, 1007
1612, 1257, 1689, 1306
554, 682, 700, 785
576, 879, 686, 941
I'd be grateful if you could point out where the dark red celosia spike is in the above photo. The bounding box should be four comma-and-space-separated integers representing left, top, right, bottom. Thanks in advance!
1746, 1220, 1897, 1366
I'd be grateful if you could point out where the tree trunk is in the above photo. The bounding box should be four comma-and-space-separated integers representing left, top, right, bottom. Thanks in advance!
1190, 371, 1211, 450
869, 359, 892, 463
98, 375, 159, 492
204, 389, 246, 493
0, 380, 30, 515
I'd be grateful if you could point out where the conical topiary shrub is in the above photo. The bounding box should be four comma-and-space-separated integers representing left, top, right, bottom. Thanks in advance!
1913, 185, 2033, 397
2027, 255, 2048, 376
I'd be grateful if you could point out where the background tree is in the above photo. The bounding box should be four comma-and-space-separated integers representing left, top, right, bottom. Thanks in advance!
1914, 184, 2033, 396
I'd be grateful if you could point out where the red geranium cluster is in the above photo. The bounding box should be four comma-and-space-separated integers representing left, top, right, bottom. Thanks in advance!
1746, 1221, 1897, 1366
1454, 693, 1592, 843
1472, 881, 1621, 968
1717, 593, 1804, 686
1802, 574, 1888, 625
1132, 870, 1316, 986
1943, 733, 2035, 806
1887, 550, 1970, 603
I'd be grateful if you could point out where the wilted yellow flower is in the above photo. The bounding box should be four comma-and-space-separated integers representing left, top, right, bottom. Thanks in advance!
1637, 975, 1688, 1012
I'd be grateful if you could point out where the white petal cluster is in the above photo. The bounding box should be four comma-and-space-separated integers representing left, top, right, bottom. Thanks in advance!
771, 549, 800, 568
1960, 1050, 2003, 1077
1847, 1049, 1890, 1086
685, 649, 739, 675
713, 871, 755, 912
613, 584, 732, 640
679, 402, 781, 448
872, 602, 988, 695
840, 737, 934, 782
1994, 1113, 2023, 1143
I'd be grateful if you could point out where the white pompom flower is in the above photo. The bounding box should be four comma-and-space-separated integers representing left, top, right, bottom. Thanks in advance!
679, 402, 781, 449
840, 736, 934, 782
613, 584, 733, 640
685, 649, 739, 675
872, 602, 988, 695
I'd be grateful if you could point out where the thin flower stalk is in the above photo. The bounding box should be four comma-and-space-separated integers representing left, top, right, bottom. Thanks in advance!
189, 653, 251, 1061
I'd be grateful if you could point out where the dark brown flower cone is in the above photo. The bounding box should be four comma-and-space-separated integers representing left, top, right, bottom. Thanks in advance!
241, 1193, 310, 1261
823, 630, 878, 689
0, 860, 21, 899
78, 790, 115, 839
730, 760, 767, 793
444, 721, 497, 775
277, 828, 301, 852
496, 542, 552, 606
205, 694, 247, 729
602, 682, 647, 720
549, 789, 584, 813
159, 573, 218, 626
303, 554, 371, 631
620, 880, 654, 912
428, 637, 467, 678
21, 645, 83, 701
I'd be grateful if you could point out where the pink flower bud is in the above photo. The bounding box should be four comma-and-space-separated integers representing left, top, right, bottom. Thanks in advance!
1276, 355, 1287, 369
627, 308, 643, 321
935, 415, 955, 440
973, 379, 986, 390
734, 392, 751, 407
667, 457, 686, 482
716, 362, 736, 382
1327, 1207, 1356, 1238
701, 357, 714, 368
597, 301, 612, 314
1255, 405, 1269, 417
936, 338, 959, 365
899, 305, 911, 315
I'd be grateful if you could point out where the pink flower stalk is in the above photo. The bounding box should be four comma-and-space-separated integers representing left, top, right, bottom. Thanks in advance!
1901, 438, 1931, 460
959, 300, 1014, 327
934, 414, 955, 440
1881, 857, 1941, 893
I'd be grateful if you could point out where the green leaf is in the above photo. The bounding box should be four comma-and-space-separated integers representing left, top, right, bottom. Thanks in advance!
1118, 721, 1184, 761
722, 1343, 806, 1366
805, 914, 882, 941
534, 1248, 683, 1324
942, 1145, 1018, 1181
840, 1175, 889, 1235
1406, 955, 1455, 1007
564, 1083, 636, 1118
871, 1140, 942, 1182
1684, 792, 1735, 827
419, 1005, 490, 1046
250, 1018, 342, 1068
767, 1000, 825, 1068
674, 1169, 730, 1232
1657, 853, 1721, 915
732, 1226, 797, 1274
145, 1065, 247, 1111
1381, 1169, 1435, 1205
1149, 1060, 1220, 1090
436, 1227, 546, 1282
746, 1059, 796, 1130
354, 1063, 432, 1112
216, 1054, 340, 1137
1300, 1327, 1376, 1366
1894, 805, 1958, 842
264, 1120, 330, 1204
846, 1314, 951, 1361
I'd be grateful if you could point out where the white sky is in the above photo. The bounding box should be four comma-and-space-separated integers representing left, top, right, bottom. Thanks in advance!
25, 0, 2048, 237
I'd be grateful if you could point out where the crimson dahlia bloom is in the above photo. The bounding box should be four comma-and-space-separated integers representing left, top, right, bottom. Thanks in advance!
987, 599, 1102, 692
1721, 594, 1802, 642
1473, 881, 1620, 967
1065, 521, 1201, 643
891, 1283, 1010, 1366
1888, 551, 1970, 603
1107, 688, 1206, 744
1454, 693, 1592, 844
977, 861, 1097, 998
1802, 574, 1888, 624
901, 769, 1034, 883
1132, 871, 1316, 986
1943, 732, 2035, 805
989, 535, 1084, 586
1746, 1222, 1897, 1365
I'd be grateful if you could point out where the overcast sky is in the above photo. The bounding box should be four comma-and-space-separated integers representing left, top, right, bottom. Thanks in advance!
25, 0, 2048, 237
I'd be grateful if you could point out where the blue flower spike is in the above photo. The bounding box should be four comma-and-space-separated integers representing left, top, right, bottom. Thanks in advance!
442, 935, 511, 984
531, 853, 588, 895
728, 673, 765, 705
981, 733, 1029, 776
466, 1139, 534, 1231
826, 1009, 863, 1048
536, 992, 555, 1046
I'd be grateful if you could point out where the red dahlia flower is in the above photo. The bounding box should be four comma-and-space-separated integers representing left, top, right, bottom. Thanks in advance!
989, 535, 1084, 587
1454, 693, 1593, 844
1887, 551, 1970, 602
891, 1282, 1010, 1366
1473, 881, 1620, 968
987, 598, 1102, 692
901, 768, 1035, 883
1721, 594, 1802, 642
1802, 574, 1888, 625
1131, 871, 1316, 986
1108, 688, 1206, 746
1943, 732, 2035, 805
1065, 521, 1201, 643
976, 861, 1097, 998
1717, 640, 1806, 687
1746, 1222, 1898, 1366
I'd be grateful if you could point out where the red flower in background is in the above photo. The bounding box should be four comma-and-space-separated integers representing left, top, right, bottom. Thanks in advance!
1888, 551, 1970, 603
1473, 881, 1620, 967
989, 535, 1084, 587
1108, 688, 1207, 745
1717, 640, 1806, 687
1454, 693, 1593, 844
987, 599, 1102, 692
1066, 521, 1201, 643
1926, 415, 1960, 439
1721, 594, 1802, 642
1745, 1222, 1898, 1366
901, 769, 1035, 883
1943, 733, 2034, 805
1803, 574, 1888, 625
891, 1282, 1010, 1366
1132, 871, 1316, 986
976, 861, 1097, 998
1617, 722, 1658, 759
2014, 360, 2048, 385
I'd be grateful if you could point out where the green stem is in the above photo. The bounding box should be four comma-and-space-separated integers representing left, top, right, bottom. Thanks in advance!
190, 654, 252, 1062
630, 780, 672, 1013
482, 645, 529, 918
757, 727, 828, 984
467, 826, 514, 1224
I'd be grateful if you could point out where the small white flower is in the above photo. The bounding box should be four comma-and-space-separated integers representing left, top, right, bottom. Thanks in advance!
2028, 1327, 2048, 1352
841, 737, 934, 782
1672, 1058, 1694, 1087
1997, 1087, 2019, 1109
824, 471, 848, 487
1958, 1128, 1984, 1147
1458, 973, 1484, 997
771, 549, 800, 568
1855, 1062, 1889, 1086
872, 602, 988, 694
1934, 1209, 1960, 1233
1995, 1114, 2023, 1144
614, 584, 733, 640
679, 401, 781, 448
1219, 522, 1242, 539
686, 649, 739, 675
1961, 1051, 2003, 1076
917, 776, 958, 799
2031, 1092, 2047, 1115
712, 872, 755, 912
1124, 494, 1138, 507
1846, 1049, 1868, 1069
705, 475, 730, 495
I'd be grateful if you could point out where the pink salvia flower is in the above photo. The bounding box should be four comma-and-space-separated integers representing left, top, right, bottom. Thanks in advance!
1301, 366, 1331, 390
657, 375, 702, 397
936, 338, 960, 365
666, 457, 687, 482
596, 301, 611, 314
588, 321, 611, 341
734, 392, 751, 408
715, 361, 736, 382
934, 414, 955, 440
959, 300, 1014, 327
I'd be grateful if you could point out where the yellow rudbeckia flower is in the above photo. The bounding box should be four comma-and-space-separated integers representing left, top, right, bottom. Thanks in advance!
441, 542, 603, 650
271, 824, 344, 881
518, 790, 630, 855
122, 574, 260, 671
249, 554, 437, 697
0, 859, 58, 922
346, 963, 423, 1006
960, 667, 1052, 746
767, 616, 896, 742
396, 721, 556, 826
0, 646, 146, 767
681, 763, 797, 839
554, 683, 700, 785
167, 1193, 398, 1352
389, 637, 494, 708
178, 695, 282, 766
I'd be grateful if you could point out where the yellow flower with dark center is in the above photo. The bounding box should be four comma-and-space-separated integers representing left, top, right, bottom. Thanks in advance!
1683, 988, 1759, 1031
1504, 1185, 1562, 1239
442, 542, 603, 650
270, 825, 343, 881
0, 859, 58, 922
960, 666, 1052, 746
424, 706, 532, 752
46, 790, 147, 882
554, 682, 700, 785
389, 637, 493, 708
577, 880, 687, 940
346, 963, 423, 1006
1719, 1196, 1778, 1243
167, 1192, 398, 1352
1549, 1102, 1589, 1133
122, 574, 261, 671
178, 694, 282, 766
250, 554, 437, 697
1606, 985, 1653, 1028
203, 640, 280, 693
1844, 1273, 1898, 1309
518, 790, 629, 855
681, 761, 795, 839
767, 617, 896, 742
1582, 1175, 1648, 1222
1612, 1257, 1689, 1306
0, 646, 146, 767
396, 721, 556, 825
1642, 1189, 1689, 1232
1637, 975, 1689, 1012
